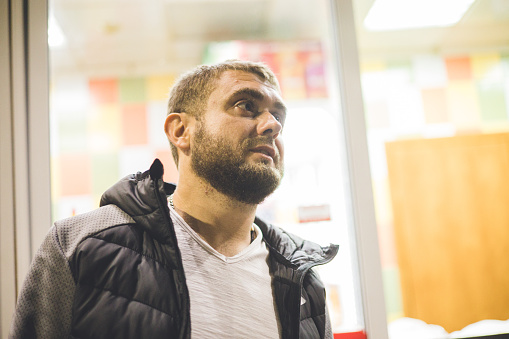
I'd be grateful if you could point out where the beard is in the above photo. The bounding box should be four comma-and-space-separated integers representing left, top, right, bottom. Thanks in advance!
190, 122, 284, 205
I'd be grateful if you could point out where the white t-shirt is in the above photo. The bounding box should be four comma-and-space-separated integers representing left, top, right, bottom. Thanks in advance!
169, 205, 281, 338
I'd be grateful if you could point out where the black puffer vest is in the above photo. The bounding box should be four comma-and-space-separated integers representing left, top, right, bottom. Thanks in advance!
71, 159, 338, 338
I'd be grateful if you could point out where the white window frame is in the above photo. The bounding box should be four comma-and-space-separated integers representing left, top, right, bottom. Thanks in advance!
329, 0, 388, 337
0, 0, 388, 337
0, 0, 51, 336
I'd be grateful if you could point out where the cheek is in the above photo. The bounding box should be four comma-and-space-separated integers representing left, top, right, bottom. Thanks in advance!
220, 116, 254, 136
276, 138, 284, 159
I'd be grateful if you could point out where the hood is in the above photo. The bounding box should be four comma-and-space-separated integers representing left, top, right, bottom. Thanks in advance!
255, 217, 339, 269
100, 159, 176, 244
100, 158, 338, 266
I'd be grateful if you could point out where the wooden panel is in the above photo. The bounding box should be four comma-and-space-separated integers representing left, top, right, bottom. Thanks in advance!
386, 133, 509, 332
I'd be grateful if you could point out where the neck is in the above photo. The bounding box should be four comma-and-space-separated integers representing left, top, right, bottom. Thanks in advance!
172, 173, 257, 257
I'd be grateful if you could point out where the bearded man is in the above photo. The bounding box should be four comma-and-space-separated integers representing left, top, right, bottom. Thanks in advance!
10, 60, 338, 339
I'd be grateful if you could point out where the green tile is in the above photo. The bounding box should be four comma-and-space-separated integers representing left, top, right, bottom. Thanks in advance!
501, 53, 509, 75
58, 116, 88, 153
387, 59, 411, 70
382, 267, 403, 316
119, 77, 146, 103
477, 80, 508, 122
387, 59, 414, 83
91, 153, 119, 195
51, 202, 58, 224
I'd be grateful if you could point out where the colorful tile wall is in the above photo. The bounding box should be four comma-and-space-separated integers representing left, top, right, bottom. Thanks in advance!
205, 41, 328, 100
50, 49, 509, 325
383, 267, 404, 321
119, 78, 146, 103
471, 53, 501, 79
52, 41, 329, 222
365, 100, 390, 129
117, 146, 156, 179
89, 78, 118, 104
121, 104, 148, 145
91, 153, 119, 194
412, 55, 447, 88
446, 81, 481, 130
58, 153, 92, 196
155, 149, 179, 184
362, 52, 509, 164
51, 73, 177, 222
147, 75, 175, 101
147, 101, 170, 147
445, 57, 472, 81
478, 81, 507, 122
421, 88, 448, 124
57, 114, 89, 152
362, 52, 509, 322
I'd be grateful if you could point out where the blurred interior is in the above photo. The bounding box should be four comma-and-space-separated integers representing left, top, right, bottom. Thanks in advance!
354, 0, 509, 337
48, 0, 509, 337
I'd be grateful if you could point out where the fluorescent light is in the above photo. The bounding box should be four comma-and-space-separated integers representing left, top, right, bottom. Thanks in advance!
364, 0, 476, 31
48, 14, 66, 47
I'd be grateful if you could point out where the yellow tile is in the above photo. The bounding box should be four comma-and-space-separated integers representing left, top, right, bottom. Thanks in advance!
446, 80, 481, 130
481, 122, 509, 134
146, 74, 176, 101
471, 53, 501, 79
50, 156, 61, 199
87, 104, 122, 152
360, 60, 386, 73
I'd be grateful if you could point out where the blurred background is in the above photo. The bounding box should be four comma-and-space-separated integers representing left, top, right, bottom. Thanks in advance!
48, 0, 509, 337
3, 0, 509, 338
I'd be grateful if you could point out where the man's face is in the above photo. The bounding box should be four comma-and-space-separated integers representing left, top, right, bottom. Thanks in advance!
190, 70, 286, 205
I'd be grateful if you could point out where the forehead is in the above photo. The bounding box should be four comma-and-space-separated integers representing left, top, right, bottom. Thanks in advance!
208, 70, 281, 103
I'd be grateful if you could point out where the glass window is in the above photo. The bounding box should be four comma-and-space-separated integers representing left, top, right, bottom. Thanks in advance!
49, 0, 371, 336
354, 0, 509, 337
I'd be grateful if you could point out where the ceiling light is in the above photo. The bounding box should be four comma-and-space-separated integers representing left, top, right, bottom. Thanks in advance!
364, 0, 476, 31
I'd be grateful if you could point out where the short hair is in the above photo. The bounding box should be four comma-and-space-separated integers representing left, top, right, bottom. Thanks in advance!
167, 59, 281, 167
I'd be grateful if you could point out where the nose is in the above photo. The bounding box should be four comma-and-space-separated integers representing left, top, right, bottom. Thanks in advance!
257, 110, 282, 139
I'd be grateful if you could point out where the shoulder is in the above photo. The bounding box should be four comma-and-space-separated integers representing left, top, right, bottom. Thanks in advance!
53, 204, 134, 259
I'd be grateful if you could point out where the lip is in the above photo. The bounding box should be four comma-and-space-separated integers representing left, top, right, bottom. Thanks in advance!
250, 145, 276, 160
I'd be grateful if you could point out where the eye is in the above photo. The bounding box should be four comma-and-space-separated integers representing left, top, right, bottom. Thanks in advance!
237, 100, 257, 113
273, 112, 285, 125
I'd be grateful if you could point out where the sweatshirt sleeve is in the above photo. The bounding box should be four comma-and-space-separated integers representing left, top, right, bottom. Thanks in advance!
9, 226, 76, 339
324, 303, 333, 339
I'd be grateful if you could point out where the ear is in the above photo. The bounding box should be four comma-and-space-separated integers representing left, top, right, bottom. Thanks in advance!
164, 112, 194, 154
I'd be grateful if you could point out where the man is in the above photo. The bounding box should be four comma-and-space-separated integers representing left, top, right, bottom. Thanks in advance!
10, 60, 338, 339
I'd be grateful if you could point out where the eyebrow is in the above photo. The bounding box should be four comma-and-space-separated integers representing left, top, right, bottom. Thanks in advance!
228, 88, 287, 114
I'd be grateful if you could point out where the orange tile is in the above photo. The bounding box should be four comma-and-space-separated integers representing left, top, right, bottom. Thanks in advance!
377, 220, 398, 268
59, 153, 92, 196
121, 104, 148, 145
421, 87, 449, 123
445, 57, 472, 81
89, 79, 118, 104
155, 149, 179, 183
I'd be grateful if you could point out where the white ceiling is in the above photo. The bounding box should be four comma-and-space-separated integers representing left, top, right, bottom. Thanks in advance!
49, 0, 509, 77
355, 0, 509, 59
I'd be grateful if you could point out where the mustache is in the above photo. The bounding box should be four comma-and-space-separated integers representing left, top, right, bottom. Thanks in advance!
244, 136, 276, 149
243, 136, 281, 162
